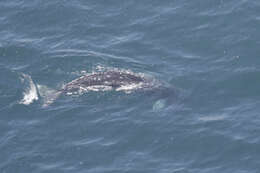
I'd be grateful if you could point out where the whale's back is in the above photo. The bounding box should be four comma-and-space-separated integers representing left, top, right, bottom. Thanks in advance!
62, 71, 152, 94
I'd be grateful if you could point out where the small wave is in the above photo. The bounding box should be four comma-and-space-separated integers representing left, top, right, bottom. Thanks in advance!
19, 74, 39, 105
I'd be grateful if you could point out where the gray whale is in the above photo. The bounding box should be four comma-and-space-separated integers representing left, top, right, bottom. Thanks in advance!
42, 70, 161, 107
61, 70, 156, 94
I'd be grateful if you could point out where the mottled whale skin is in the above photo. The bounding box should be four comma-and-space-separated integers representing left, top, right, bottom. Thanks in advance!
61, 70, 151, 94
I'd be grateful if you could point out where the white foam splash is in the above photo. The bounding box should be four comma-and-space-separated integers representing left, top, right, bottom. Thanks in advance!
19, 74, 39, 105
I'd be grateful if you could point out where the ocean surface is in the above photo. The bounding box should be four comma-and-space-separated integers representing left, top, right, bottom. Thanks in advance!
1, 0, 260, 172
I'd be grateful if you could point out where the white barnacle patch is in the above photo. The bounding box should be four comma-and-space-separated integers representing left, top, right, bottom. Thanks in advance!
86, 85, 113, 92
66, 92, 73, 95
115, 82, 144, 93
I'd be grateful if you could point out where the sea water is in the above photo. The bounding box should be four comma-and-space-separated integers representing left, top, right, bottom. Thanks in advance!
1, 0, 260, 172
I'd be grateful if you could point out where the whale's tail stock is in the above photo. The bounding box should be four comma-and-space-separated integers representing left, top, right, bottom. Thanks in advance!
18, 73, 60, 107
36, 85, 63, 107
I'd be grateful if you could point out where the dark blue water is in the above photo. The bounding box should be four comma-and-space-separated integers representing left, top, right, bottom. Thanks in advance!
1, 0, 260, 172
